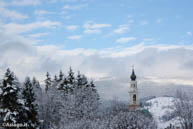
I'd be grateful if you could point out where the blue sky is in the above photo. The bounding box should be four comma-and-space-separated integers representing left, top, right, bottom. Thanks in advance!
1, 0, 193, 49
1, 0, 193, 100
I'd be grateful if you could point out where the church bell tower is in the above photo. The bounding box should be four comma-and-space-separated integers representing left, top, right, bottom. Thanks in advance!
129, 67, 140, 111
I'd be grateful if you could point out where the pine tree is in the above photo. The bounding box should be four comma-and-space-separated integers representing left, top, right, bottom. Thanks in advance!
42, 79, 64, 129
32, 77, 42, 101
32, 77, 41, 92
45, 72, 51, 93
56, 71, 65, 92
58, 78, 69, 94
0, 79, 3, 123
89, 80, 98, 96
81, 75, 88, 86
63, 73, 100, 120
52, 75, 59, 89
54, 75, 58, 82
22, 77, 40, 129
90, 80, 95, 88
76, 71, 82, 88
76, 72, 88, 88
0, 68, 26, 127
65, 67, 75, 93
32, 77, 44, 125
55, 70, 69, 94
67, 67, 75, 85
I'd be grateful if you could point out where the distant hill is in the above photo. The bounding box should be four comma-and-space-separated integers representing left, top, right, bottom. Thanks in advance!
145, 97, 180, 129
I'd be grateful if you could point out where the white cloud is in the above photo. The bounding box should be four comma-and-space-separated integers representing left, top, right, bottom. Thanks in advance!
83, 22, 111, 29
1, 41, 193, 81
3, 20, 61, 34
84, 29, 101, 34
1, 32, 193, 100
29, 32, 49, 38
63, 4, 87, 10
10, 0, 41, 6
68, 35, 82, 40
114, 25, 129, 34
83, 22, 111, 34
91, 24, 111, 29
1, 19, 193, 100
66, 25, 78, 31
116, 37, 136, 44
187, 32, 192, 36
34, 10, 52, 16
0, 7, 28, 20
49, 0, 90, 3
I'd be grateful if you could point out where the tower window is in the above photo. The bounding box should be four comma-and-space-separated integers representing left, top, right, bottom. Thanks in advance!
133, 94, 136, 102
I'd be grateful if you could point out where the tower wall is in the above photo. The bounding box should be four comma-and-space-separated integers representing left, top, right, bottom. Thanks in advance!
129, 80, 139, 105
129, 72, 140, 111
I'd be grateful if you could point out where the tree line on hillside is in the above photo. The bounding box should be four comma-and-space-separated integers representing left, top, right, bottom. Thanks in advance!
161, 90, 193, 129
0, 68, 157, 129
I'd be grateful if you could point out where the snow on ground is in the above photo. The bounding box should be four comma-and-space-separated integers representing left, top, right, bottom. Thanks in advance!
145, 97, 180, 129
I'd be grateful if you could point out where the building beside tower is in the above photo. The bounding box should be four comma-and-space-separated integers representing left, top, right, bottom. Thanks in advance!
128, 68, 140, 111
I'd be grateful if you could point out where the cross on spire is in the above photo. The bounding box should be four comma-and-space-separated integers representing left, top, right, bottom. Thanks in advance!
132, 65, 134, 70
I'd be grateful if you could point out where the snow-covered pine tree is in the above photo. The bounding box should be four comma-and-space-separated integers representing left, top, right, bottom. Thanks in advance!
0, 78, 3, 124
76, 85, 100, 119
64, 67, 75, 93
67, 67, 75, 85
76, 71, 88, 89
22, 77, 40, 129
172, 90, 193, 129
42, 77, 64, 129
32, 77, 42, 93
32, 77, 44, 126
45, 72, 51, 93
63, 72, 100, 121
58, 78, 69, 95
0, 68, 26, 127
56, 70, 71, 94
54, 75, 58, 83
88, 80, 99, 101
90, 80, 96, 89
110, 111, 157, 129
32, 77, 42, 102
76, 71, 83, 89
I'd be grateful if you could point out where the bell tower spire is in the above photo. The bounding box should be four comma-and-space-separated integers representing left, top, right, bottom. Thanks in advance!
129, 66, 140, 111
130, 65, 136, 81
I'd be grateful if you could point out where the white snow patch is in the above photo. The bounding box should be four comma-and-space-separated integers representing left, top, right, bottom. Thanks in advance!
3, 111, 17, 123
145, 97, 180, 129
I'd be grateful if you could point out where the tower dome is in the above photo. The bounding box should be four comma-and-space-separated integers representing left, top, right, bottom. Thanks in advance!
130, 69, 136, 81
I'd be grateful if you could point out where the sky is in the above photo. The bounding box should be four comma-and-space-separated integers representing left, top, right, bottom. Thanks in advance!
0, 0, 193, 100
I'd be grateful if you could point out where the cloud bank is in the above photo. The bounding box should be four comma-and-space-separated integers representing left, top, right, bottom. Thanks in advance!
0, 30, 193, 100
